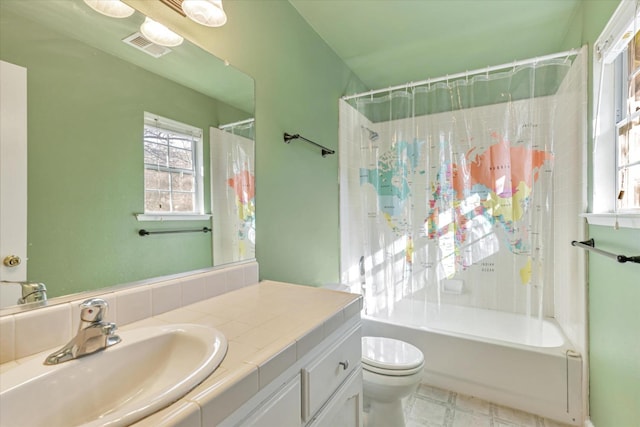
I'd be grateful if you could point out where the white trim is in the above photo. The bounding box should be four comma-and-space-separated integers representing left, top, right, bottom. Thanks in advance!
218, 118, 255, 130
143, 111, 203, 137
582, 213, 640, 229
135, 213, 211, 222
596, 0, 640, 64
585, 419, 596, 427
592, 0, 640, 215
0, 61, 28, 284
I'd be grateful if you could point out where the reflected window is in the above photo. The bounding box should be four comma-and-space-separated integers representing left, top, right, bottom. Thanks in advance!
143, 112, 204, 214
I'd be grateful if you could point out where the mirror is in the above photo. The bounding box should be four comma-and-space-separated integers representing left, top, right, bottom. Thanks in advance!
0, 0, 255, 311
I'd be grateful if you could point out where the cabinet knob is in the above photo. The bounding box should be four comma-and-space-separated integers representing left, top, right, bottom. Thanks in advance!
339, 360, 349, 370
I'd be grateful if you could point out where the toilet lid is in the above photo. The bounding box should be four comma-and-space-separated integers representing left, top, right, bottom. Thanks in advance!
361, 336, 424, 371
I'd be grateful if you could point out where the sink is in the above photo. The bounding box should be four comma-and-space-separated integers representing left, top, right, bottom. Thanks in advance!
0, 323, 227, 427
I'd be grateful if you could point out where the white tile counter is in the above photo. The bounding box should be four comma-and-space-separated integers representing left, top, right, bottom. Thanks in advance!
130, 280, 362, 426
0, 276, 362, 427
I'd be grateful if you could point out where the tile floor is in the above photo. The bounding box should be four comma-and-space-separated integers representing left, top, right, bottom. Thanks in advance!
402, 384, 574, 427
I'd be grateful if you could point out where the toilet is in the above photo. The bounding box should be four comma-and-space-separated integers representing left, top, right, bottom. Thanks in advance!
361, 336, 424, 427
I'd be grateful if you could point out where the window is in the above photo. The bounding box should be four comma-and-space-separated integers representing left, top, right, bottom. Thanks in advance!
590, 0, 640, 228
142, 112, 204, 216
615, 32, 640, 211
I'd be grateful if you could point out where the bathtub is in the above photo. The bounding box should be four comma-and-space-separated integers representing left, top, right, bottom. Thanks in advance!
361, 299, 583, 425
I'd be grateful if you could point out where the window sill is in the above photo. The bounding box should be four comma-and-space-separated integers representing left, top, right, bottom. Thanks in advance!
581, 213, 640, 229
135, 214, 212, 222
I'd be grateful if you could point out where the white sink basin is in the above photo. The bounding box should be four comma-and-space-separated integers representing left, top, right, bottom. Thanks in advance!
0, 323, 227, 427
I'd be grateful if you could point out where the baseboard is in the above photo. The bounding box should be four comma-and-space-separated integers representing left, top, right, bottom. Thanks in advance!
585, 419, 595, 427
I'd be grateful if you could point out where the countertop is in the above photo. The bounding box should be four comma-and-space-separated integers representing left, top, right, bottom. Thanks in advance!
127, 280, 362, 425
0, 280, 361, 426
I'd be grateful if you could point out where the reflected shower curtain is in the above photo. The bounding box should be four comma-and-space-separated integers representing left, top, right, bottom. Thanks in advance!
340, 51, 585, 321
210, 120, 255, 265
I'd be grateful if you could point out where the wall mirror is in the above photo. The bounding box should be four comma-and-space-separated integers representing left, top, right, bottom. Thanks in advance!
0, 0, 255, 312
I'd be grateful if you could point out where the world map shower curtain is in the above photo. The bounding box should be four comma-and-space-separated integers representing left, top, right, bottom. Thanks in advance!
210, 122, 256, 266
339, 51, 585, 320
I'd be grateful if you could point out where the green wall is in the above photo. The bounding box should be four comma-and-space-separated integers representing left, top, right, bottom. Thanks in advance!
213, 1, 366, 286
129, 1, 640, 425
197, 1, 638, 425
129, 0, 366, 287
577, 1, 640, 426
1, 8, 247, 297
7, 0, 639, 423
562, 0, 640, 425
588, 226, 640, 426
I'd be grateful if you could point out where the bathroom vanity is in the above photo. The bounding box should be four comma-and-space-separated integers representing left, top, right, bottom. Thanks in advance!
0, 268, 363, 427
133, 281, 363, 427
215, 305, 362, 427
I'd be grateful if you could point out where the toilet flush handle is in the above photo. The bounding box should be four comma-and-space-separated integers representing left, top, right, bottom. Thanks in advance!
339, 360, 349, 370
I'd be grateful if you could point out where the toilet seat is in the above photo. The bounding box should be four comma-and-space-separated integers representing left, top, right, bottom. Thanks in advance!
362, 336, 424, 377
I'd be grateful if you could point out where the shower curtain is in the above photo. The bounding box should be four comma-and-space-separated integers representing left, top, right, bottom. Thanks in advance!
340, 49, 586, 321
210, 120, 255, 265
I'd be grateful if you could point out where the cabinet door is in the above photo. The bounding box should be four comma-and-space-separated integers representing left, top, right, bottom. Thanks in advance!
302, 325, 361, 420
307, 367, 363, 427
238, 375, 301, 427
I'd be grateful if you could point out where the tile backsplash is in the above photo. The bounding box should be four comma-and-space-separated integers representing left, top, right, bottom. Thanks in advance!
0, 262, 259, 365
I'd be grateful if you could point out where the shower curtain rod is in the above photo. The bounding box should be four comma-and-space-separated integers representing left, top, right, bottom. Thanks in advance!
342, 47, 581, 101
219, 117, 255, 130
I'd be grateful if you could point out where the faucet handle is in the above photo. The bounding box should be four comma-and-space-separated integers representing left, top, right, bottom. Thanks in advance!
79, 298, 108, 323
102, 322, 117, 336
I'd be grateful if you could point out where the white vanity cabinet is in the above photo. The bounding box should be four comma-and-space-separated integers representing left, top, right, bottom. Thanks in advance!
237, 375, 302, 427
306, 367, 362, 427
302, 323, 362, 426
221, 318, 362, 427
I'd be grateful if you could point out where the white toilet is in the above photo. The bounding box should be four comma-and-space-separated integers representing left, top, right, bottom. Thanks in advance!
361, 336, 424, 427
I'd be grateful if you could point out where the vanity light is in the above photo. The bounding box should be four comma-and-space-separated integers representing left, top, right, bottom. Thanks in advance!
181, 0, 227, 27
83, 0, 135, 18
140, 17, 184, 47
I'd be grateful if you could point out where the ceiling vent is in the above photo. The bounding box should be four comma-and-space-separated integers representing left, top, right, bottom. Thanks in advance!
122, 32, 172, 58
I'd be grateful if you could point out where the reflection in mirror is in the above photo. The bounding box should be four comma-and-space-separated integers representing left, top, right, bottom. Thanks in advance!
0, 0, 255, 311
211, 119, 256, 265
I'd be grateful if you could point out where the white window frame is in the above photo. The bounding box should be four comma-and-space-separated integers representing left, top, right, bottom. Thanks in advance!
136, 112, 210, 222
587, 0, 640, 228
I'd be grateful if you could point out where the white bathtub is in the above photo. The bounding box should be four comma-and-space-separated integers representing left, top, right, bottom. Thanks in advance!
362, 299, 583, 425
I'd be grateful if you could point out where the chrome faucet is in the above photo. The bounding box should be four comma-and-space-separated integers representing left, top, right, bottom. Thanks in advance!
44, 298, 121, 365
1, 280, 48, 304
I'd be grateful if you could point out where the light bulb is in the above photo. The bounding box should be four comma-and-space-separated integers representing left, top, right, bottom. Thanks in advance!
182, 0, 227, 27
140, 17, 184, 47
83, 0, 135, 18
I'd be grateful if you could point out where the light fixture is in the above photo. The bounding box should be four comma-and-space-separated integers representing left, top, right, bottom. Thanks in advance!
140, 17, 184, 47
181, 0, 227, 27
83, 0, 135, 18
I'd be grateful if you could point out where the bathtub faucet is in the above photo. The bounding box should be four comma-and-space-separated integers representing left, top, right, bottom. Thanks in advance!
44, 298, 121, 365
